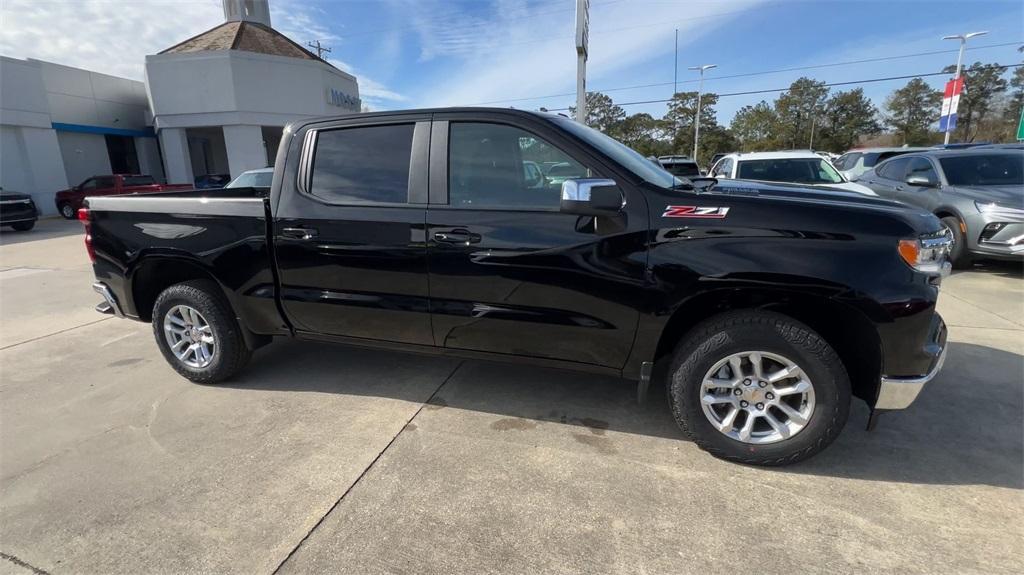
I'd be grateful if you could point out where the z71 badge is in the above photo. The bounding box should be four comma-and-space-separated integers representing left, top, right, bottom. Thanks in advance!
662, 205, 730, 219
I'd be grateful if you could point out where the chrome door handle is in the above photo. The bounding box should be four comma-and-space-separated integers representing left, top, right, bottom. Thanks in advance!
281, 227, 318, 240
433, 229, 481, 244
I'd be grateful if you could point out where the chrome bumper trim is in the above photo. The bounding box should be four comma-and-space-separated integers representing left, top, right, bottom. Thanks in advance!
876, 344, 948, 410
92, 282, 124, 318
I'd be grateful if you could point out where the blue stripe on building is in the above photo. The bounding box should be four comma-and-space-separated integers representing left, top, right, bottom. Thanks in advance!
51, 122, 156, 138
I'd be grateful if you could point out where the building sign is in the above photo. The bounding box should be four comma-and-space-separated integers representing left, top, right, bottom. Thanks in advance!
939, 77, 963, 132
326, 87, 361, 111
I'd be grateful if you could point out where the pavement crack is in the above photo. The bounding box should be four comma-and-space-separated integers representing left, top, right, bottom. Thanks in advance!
269, 360, 465, 575
0, 551, 52, 575
0, 317, 113, 351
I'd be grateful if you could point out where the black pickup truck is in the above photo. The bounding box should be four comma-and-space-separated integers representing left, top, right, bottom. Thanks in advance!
82, 108, 951, 466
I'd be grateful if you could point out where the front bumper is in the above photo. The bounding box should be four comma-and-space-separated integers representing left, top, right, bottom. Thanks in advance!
0, 199, 38, 224
875, 314, 948, 410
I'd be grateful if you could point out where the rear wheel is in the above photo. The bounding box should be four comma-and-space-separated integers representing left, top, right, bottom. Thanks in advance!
59, 203, 76, 219
11, 221, 35, 231
667, 311, 850, 466
152, 280, 251, 383
941, 216, 971, 269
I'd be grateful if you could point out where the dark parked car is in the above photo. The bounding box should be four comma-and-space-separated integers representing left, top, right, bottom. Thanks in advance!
858, 149, 1023, 267
194, 174, 231, 189
0, 188, 38, 231
81, 108, 952, 466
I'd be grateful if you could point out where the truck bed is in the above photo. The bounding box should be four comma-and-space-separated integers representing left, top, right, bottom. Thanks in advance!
85, 189, 285, 337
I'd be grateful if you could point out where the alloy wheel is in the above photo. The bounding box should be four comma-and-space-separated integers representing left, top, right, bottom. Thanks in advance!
163, 304, 216, 368
699, 351, 816, 444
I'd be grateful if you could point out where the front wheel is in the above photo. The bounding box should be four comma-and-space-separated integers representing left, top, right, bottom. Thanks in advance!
940, 216, 972, 269
152, 279, 251, 384
668, 311, 850, 466
59, 203, 76, 219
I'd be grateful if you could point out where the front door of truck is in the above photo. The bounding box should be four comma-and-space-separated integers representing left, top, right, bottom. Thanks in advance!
425, 114, 648, 368
273, 115, 434, 345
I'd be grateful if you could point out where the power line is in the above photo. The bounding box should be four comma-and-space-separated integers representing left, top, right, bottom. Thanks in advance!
465, 40, 1024, 106
541, 63, 1024, 111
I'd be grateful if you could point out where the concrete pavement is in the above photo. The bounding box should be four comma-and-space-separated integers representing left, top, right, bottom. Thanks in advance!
1, 219, 1021, 574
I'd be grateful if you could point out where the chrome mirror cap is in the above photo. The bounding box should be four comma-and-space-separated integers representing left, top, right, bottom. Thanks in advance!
561, 178, 618, 202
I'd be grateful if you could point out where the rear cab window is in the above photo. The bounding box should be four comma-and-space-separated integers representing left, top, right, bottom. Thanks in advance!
123, 176, 156, 186
309, 124, 415, 204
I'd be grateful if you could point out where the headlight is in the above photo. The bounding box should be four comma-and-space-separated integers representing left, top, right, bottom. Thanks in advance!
898, 231, 952, 275
975, 201, 1024, 219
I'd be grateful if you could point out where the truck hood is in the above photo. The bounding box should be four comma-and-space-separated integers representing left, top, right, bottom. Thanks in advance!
947, 185, 1024, 208
705, 178, 898, 208
695, 178, 942, 235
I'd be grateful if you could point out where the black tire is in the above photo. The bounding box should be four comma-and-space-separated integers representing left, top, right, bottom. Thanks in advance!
151, 279, 251, 384
11, 220, 35, 231
940, 216, 971, 269
59, 203, 76, 219
667, 311, 850, 466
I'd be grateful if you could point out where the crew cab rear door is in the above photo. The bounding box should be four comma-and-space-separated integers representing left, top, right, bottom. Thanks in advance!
272, 114, 434, 345
424, 112, 647, 369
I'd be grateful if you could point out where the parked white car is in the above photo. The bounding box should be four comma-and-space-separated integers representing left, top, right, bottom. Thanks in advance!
708, 151, 877, 196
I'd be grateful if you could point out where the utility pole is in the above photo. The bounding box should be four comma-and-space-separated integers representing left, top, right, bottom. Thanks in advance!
673, 29, 678, 95
941, 31, 987, 145
307, 40, 332, 59
575, 0, 590, 124
809, 114, 816, 149
689, 64, 716, 160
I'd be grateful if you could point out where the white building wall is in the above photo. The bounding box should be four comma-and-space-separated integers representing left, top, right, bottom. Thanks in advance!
57, 132, 113, 188
159, 128, 194, 184
135, 137, 165, 182
223, 125, 267, 177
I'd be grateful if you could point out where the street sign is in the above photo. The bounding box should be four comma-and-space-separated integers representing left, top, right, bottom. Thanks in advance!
939, 77, 964, 133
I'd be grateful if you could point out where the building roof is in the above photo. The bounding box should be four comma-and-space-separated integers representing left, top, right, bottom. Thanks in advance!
159, 21, 334, 68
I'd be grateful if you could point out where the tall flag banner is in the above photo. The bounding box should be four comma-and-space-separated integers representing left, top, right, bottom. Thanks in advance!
939, 78, 964, 132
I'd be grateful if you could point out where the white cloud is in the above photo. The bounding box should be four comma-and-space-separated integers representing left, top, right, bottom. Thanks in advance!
0, 0, 406, 106
399, 0, 765, 109
0, 0, 224, 79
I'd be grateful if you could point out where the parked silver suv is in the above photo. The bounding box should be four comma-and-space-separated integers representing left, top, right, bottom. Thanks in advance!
858, 149, 1023, 267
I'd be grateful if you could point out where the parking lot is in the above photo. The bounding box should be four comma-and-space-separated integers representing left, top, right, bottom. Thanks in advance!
1, 218, 1021, 574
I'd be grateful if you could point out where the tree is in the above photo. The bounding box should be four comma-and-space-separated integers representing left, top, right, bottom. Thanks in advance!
730, 101, 778, 151
663, 91, 723, 164
884, 78, 942, 145
817, 88, 881, 152
999, 65, 1024, 141
773, 78, 828, 149
611, 113, 672, 157
568, 92, 625, 133
942, 62, 1008, 142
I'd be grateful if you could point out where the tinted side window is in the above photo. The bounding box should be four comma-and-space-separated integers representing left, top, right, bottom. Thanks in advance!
906, 157, 938, 185
124, 176, 156, 186
448, 122, 588, 209
877, 157, 910, 180
95, 177, 117, 189
310, 124, 414, 204
79, 178, 97, 190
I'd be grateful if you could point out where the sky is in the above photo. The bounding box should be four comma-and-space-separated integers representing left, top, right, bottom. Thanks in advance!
1, 0, 1022, 124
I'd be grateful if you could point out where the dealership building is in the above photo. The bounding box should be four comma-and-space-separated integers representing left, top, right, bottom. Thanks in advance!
0, 0, 360, 215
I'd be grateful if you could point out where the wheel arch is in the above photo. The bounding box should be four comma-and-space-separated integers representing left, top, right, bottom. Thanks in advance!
129, 256, 223, 322
652, 287, 882, 405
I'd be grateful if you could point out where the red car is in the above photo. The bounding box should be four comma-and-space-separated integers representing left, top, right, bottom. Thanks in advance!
55, 175, 192, 219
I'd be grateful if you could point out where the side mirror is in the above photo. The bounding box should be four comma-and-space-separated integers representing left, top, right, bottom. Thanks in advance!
560, 179, 623, 216
905, 175, 938, 188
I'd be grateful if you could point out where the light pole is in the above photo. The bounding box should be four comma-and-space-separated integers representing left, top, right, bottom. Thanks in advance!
689, 64, 716, 161
942, 31, 988, 145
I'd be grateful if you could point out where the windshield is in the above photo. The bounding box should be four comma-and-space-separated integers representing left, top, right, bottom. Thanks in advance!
939, 154, 1023, 186
736, 158, 844, 184
553, 117, 682, 188
664, 163, 701, 177
226, 170, 273, 188
123, 176, 155, 186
